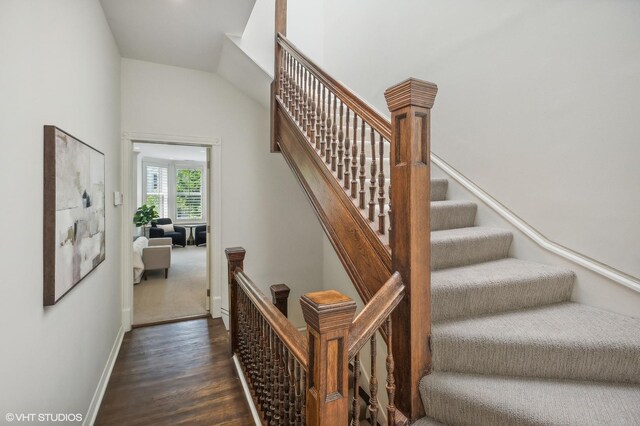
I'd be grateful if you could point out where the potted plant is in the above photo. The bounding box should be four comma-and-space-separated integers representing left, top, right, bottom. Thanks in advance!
133, 204, 159, 237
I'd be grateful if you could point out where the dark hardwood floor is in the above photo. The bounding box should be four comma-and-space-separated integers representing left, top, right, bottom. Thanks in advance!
96, 318, 254, 426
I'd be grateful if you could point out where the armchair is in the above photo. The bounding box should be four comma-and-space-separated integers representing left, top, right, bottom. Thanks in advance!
142, 237, 172, 279
149, 218, 186, 247
195, 225, 207, 246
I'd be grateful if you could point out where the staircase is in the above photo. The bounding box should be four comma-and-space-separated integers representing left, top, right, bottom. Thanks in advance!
227, 1, 640, 424
417, 178, 640, 425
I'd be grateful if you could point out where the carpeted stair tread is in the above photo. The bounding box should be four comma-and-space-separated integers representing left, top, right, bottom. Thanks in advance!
431, 227, 512, 270
432, 302, 640, 383
431, 200, 477, 231
420, 372, 640, 426
414, 416, 448, 426
432, 258, 574, 321
431, 178, 448, 201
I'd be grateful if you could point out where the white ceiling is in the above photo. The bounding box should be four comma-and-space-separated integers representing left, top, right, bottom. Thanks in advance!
134, 142, 207, 162
99, 0, 255, 72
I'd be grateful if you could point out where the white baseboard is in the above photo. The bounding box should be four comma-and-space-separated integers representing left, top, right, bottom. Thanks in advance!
84, 325, 125, 426
232, 355, 261, 426
221, 307, 229, 329
212, 296, 222, 318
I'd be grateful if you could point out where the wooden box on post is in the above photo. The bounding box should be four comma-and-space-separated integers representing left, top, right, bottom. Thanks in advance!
301, 290, 356, 425
385, 78, 438, 421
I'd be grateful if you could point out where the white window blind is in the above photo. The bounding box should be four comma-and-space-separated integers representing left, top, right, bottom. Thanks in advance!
175, 167, 203, 221
145, 165, 169, 218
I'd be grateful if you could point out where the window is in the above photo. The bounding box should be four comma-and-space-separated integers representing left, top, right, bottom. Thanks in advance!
176, 167, 203, 221
142, 161, 205, 222
145, 165, 169, 218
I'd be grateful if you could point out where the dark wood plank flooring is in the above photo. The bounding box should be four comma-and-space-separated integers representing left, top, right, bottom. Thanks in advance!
96, 317, 254, 426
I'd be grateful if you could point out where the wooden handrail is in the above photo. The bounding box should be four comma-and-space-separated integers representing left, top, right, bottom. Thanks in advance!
236, 270, 308, 369
347, 272, 404, 360
277, 33, 392, 141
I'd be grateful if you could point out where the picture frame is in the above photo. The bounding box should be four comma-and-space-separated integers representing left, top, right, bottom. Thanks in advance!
43, 125, 106, 306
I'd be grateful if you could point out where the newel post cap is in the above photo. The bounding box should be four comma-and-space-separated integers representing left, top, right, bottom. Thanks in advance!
225, 247, 246, 263
301, 290, 356, 333
385, 78, 438, 111
270, 283, 291, 300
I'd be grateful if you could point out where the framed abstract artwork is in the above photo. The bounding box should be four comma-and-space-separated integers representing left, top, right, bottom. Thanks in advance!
43, 126, 106, 306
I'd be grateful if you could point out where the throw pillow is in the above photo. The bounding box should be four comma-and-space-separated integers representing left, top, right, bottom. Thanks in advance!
158, 224, 175, 233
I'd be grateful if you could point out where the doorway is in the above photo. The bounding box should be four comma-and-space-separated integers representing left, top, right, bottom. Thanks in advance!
120, 133, 222, 330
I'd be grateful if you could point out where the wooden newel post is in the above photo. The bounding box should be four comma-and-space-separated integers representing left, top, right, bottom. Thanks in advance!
384, 78, 438, 421
271, 0, 288, 152
225, 247, 246, 356
270, 283, 291, 317
301, 290, 356, 425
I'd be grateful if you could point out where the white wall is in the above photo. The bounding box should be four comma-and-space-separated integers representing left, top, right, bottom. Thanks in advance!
121, 58, 324, 327
319, 0, 640, 281
0, 0, 122, 419
237, 0, 324, 74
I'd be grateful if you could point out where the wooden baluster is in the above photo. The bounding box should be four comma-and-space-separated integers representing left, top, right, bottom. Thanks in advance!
279, 50, 285, 99
273, 337, 281, 425
261, 318, 269, 413
225, 247, 245, 356
252, 305, 259, 388
315, 79, 322, 150
378, 134, 387, 234
253, 306, 259, 387
307, 72, 314, 139
351, 353, 361, 426
279, 340, 286, 424
385, 78, 438, 421
359, 120, 366, 209
330, 94, 338, 171
301, 290, 356, 425
337, 101, 345, 180
289, 359, 296, 425
368, 334, 379, 426
368, 128, 377, 222
284, 349, 291, 425
351, 113, 359, 198
309, 76, 317, 144
320, 85, 327, 157
256, 315, 263, 409
385, 318, 397, 426
388, 182, 393, 241
301, 369, 307, 426
297, 63, 304, 124
248, 301, 255, 384
302, 68, 309, 134
282, 49, 291, 109
287, 55, 295, 111
325, 92, 332, 163
271, 0, 286, 152
271, 328, 278, 424
265, 325, 272, 423
295, 362, 302, 426
343, 107, 351, 190
292, 60, 299, 122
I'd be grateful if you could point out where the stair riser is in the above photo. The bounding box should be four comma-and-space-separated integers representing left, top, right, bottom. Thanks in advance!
431, 202, 477, 231
432, 270, 574, 321
432, 338, 640, 384
431, 232, 512, 270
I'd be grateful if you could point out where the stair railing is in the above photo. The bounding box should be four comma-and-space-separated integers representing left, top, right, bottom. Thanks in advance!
269, 1, 437, 421
226, 247, 406, 425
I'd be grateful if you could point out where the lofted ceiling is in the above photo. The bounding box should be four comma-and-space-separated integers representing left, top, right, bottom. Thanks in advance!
99, 0, 255, 72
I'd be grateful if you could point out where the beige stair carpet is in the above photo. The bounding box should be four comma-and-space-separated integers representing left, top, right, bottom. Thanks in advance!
413, 177, 640, 425
133, 246, 208, 325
